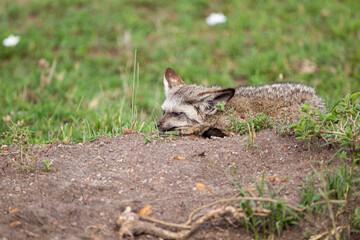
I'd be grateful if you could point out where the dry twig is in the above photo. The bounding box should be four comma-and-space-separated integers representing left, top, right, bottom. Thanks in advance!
116, 195, 300, 240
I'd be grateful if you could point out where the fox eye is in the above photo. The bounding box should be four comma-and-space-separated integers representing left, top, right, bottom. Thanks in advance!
162, 110, 165, 115
171, 112, 183, 117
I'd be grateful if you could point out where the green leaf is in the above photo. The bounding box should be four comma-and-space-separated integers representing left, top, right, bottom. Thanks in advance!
324, 113, 336, 121
339, 151, 347, 159
350, 92, 360, 103
301, 102, 311, 113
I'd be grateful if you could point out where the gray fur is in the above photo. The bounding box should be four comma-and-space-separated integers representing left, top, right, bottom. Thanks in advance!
157, 68, 326, 136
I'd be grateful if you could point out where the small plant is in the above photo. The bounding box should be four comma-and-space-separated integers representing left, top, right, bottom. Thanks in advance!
242, 121, 260, 151
143, 133, 158, 145
300, 171, 322, 208
274, 117, 291, 136
325, 164, 355, 201
231, 175, 300, 239
42, 159, 54, 172
230, 112, 273, 135
142, 129, 178, 145
216, 103, 271, 151
216, 102, 273, 135
353, 208, 360, 231
60, 123, 73, 143
2, 122, 42, 172
289, 92, 360, 157
288, 102, 318, 150
298, 160, 360, 238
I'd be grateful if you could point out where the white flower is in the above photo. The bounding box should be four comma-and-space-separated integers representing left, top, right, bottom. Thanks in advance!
279, 73, 283, 80
206, 13, 227, 26
2, 34, 20, 47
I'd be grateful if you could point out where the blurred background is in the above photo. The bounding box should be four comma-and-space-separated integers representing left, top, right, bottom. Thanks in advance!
0, 0, 359, 143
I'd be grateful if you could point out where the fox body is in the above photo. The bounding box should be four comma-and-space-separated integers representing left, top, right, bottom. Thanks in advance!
157, 68, 326, 137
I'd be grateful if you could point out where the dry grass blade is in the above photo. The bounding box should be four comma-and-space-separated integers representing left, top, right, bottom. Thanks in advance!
309, 226, 347, 240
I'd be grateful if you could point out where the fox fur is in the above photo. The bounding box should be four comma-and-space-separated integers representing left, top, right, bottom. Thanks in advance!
157, 68, 326, 137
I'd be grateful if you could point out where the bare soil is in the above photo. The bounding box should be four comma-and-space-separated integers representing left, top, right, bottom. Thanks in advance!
0, 130, 358, 239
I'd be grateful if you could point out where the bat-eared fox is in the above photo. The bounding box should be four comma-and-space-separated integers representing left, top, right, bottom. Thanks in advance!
157, 68, 326, 137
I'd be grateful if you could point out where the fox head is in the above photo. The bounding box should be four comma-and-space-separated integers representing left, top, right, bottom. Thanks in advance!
156, 68, 235, 136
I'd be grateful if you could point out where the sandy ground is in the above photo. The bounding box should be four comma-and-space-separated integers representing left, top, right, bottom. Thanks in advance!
1, 130, 358, 239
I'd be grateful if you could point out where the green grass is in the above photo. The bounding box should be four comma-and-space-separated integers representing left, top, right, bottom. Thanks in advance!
299, 161, 360, 238
1, 0, 360, 143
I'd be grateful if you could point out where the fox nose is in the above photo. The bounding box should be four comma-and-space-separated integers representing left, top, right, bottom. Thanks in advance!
156, 122, 160, 129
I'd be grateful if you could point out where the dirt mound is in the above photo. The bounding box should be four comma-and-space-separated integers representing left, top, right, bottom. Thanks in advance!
0, 130, 345, 239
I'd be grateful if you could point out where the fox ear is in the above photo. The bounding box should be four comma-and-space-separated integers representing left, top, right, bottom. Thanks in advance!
198, 88, 235, 110
164, 68, 184, 94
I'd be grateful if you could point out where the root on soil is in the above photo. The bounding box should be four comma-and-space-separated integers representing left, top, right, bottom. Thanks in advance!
116, 194, 349, 240
116, 196, 300, 240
